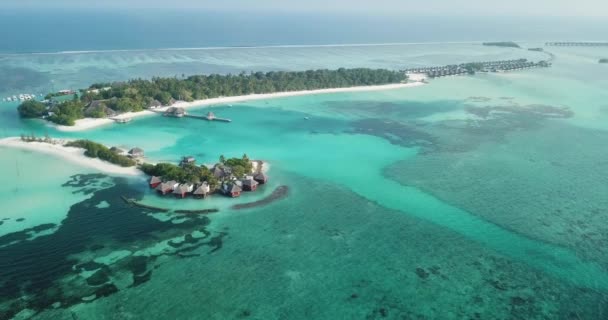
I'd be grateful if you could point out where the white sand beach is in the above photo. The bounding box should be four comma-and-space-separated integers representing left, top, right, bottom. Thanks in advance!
0, 137, 142, 176
54, 82, 425, 132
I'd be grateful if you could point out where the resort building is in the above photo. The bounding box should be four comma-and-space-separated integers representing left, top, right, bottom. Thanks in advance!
149, 176, 162, 189
193, 182, 211, 199
147, 99, 163, 109
179, 156, 196, 167
222, 183, 242, 198
164, 107, 186, 117
242, 178, 259, 191
173, 183, 194, 198
128, 147, 145, 158
109, 147, 126, 155
156, 180, 179, 195
84, 100, 117, 118
254, 172, 268, 184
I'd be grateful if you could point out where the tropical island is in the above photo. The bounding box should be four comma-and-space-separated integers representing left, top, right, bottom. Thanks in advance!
482, 42, 521, 48
9, 135, 268, 200
600, 58, 608, 64
17, 68, 408, 127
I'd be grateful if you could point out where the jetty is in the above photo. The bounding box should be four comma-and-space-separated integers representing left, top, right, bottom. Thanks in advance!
404, 58, 550, 79
546, 42, 608, 47
184, 112, 232, 123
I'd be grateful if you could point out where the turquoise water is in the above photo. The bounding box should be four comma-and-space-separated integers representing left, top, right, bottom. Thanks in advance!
1, 43, 608, 319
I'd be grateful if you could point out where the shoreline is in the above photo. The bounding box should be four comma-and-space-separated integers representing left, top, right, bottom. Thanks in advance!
55, 82, 425, 132
0, 137, 142, 176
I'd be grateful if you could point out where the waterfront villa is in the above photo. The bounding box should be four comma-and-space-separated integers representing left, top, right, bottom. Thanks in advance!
164, 107, 186, 117
242, 178, 259, 191
223, 183, 242, 198
149, 176, 162, 188
147, 99, 163, 109
173, 183, 194, 198
193, 182, 211, 198
180, 156, 196, 167
254, 172, 268, 184
84, 100, 117, 118
157, 180, 179, 195
128, 147, 145, 158
110, 147, 126, 155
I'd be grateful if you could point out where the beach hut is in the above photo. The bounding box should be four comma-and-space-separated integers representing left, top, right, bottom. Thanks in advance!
254, 172, 268, 184
149, 176, 162, 189
193, 182, 211, 199
242, 178, 259, 191
128, 147, 145, 158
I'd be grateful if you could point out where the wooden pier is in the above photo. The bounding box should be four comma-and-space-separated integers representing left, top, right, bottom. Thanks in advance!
184, 112, 232, 123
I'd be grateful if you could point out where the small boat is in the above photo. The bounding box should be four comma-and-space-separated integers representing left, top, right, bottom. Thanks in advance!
304, 116, 310, 120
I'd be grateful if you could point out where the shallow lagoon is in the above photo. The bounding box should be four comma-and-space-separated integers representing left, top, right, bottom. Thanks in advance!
1, 43, 608, 318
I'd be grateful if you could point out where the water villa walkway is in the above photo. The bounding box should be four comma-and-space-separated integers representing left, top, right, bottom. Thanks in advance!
404, 58, 550, 79
546, 42, 608, 47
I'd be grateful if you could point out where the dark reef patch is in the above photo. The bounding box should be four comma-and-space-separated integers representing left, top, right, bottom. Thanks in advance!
232, 185, 289, 210
350, 118, 437, 151
0, 174, 224, 319
325, 100, 461, 119
350, 102, 576, 155
0, 223, 56, 247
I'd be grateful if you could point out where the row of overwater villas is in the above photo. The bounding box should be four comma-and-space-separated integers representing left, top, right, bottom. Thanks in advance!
149, 172, 268, 199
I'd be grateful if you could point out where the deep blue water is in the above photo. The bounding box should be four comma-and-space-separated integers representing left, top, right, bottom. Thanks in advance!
0, 9, 607, 53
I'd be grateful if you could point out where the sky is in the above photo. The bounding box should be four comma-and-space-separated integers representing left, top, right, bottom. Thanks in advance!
4, 0, 608, 17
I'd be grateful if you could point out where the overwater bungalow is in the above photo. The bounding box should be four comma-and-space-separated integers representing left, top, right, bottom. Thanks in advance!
242, 178, 259, 191
254, 172, 268, 184
173, 183, 194, 198
157, 180, 179, 195
223, 183, 242, 198
193, 182, 211, 199
149, 176, 162, 189
128, 147, 145, 158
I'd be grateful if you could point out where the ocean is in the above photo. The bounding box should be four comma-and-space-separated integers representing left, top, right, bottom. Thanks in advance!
1, 9, 608, 319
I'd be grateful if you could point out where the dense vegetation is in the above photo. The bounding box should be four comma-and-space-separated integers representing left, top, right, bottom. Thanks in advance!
140, 163, 220, 189
482, 42, 521, 48
65, 140, 136, 167
140, 154, 253, 189
600, 59, 608, 64
17, 100, 47, 118
17, 68, 407, 126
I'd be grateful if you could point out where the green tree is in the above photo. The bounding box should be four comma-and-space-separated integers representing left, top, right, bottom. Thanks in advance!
17, 100, 47, 118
